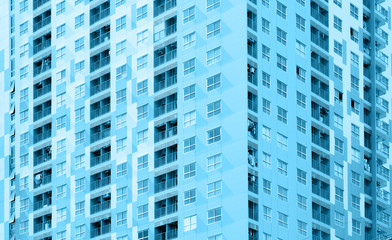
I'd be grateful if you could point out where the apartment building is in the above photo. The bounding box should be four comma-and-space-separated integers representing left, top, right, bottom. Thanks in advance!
0, 0, 391, 239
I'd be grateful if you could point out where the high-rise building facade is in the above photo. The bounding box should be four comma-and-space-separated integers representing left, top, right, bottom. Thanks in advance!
0, 0, 392, 239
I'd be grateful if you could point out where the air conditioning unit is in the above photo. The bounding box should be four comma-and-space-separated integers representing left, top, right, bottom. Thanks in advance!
249, 67, 256, 73
250, 176, 257, 182
35, 173, 43, 185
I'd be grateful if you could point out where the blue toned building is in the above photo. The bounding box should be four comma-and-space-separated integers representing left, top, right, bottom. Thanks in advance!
0, 0, 392, 239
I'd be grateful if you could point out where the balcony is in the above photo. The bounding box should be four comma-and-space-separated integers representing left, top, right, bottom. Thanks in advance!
248, 65, 257, 86
377, 140, 390, 157
154, 67, 177, 92
377, 119, 389, 135
90, 145, 111, 167
377, 188, 390, 204
376, 50, 389, 65
155, 170, 178, 193
154, 43, 177, 67
90, 50, 110, 72
91, 219, 111, 238
90, 121, 111, 143
34, 146, 52, 166
33, 55, 52, 77
154, 0, 177, 17
33, 169, 52, 189
311, 28, 329, 51
247, 37, 257, 59
312, 179, 330, 200
34, 100, 51, 121
376, 73, 389, 90
90, 194, 111, 215
312, 204, 330, 225
154, 16, 177, 42
154, 94, 177, 117
33, 33, 51, 54
34, 78, 51, 99
377, 211, 391, 226
311, 77, 329, 101
376, 97, 389, 113
90, 97, 110, 120
247, 10, 257, 31
90, 25, 110, 49
90, 170, 111, 191
34, 214, 52, 233
90, 73, 110, 96
33, 0, 50, 10
311, 2, 328, 27
90, 1, 110, 25
312, 127, 330, 151
375, 3, 388, 22
248, 119, 257, 140
248, 174, 258, 194
33, 10, 51, 32
376, 27, 388, 45
312, 229, 330, 240
155, 144, 178, 168
33, 123, 51, 144
377, 165, 390, 180
154, 120, 177, 143
311, 52, 329, 76
248, 146, 258, 167
34, 191, 52, 211
248, 92, 258, 113
155, 221, 178, 240
311, 102, 329, 126
155, 196, 178, 219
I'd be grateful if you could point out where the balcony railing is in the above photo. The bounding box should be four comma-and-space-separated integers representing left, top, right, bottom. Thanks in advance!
377, 165, 390, 180
90, 56, 110, 72
376, 97, 389, 113
376, 28, 389, 44
33, 0, 50, 10
155, 102, 177, 117
91, 152, 111, 167
377, 188, 390, 204
155, 229, 178, 240
90, 32, 110, 49
154, 49, 177, 67
155, 203, 178, 218
90, 105, 110, 119
34, 84, 51, 99
154, 75, 177, 92
91, 200, 110, 214
90, 176, 111, 191
377, 120, 389, 135
376, 51, 389, 64
33, 39, 51, 54
34, 197, 52, 211
311, 108, 329, 126
248, 100, 257, 113
311, 83, 329, 101
34, 131, 51, 143
311, 32, 329, 51
91, 225, 111, 238
155, 127, 177, 143
311, 8, 329, 27
34, 107, 51, 121
312, 210, 330, 225
154, 0, 176, 17
155, 178, 177, 193
154, 24, 177, 42
91, 80, 110, 96
377, 211, 391, 226
34, 153, 51, 166
91, 129, 111, 143
90, 8, 110, 25
311, 58, 329, 76
155, 152, 177, 168
312, 185, 330, 200
376, 74, 389, 90
33, 16, 51, 32
375, 4, 388, 21
34, 221, 52, 233
312, 134, 330, 151
377, 141, 390, 157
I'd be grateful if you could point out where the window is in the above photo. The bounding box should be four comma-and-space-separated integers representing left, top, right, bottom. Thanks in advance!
20, 132, 28, 145
207, 74, 221, 91
278, 186, 288, 201
75, 201, 84, 215
137, 55, 148, 70
297, 169, 307, 184
277, 160, 288, 176
137, 29, 148, 46
207, 100, 221, 118
20, 65, 28, 79
277, 107, 287, 124
333, 65, 343, 81
207, 20, 220, 38
184, 188, 196, 205
207, 0, 220, 12
20, 43, 28, 57
296, 15, 305, 31
136, 5, 147, 21
184, 84, 195, 101
335, 138, 344, 154
207, 180, 222, 198
183, 32, 196, 49
207, 154, 222, 171
137, 179, 148, 194
184, 58, 195, 75
352, 171, 360, 186
137, 205, 148, 219
75, 84, 85, 99
277, 133, 288, 150
351, 52, 359, 67
277, 80, 287, 97
262, 152, 271, 167
350, 4, 358, 19
116, 64, 127, 80
351, 124, 360, 138
333, 211, 344, 227
297, 118, 306, 135
276, 28, 287, 45
116, 16, 126, 31
20, 88, 28, 102
352, 195, 360, 210
334, 0, 342, 7
117, 211, 127, 225
351, 100, 359, 114
116, 89, 126, 104
56, 115, 66, 130
137, 104, 148, 120
57, 161, 66, 176
184, 162, 196, 179
184, 110, 196, 127
57, 139, 66, 153
20, 198, 29, 212
137, 80, 148, 95
334, 163, 343, 178
20, 154, 28, 167
263, 179, 271, 195
75, 60, 85, 72
20, 220, 28, 234
138, 230, 148, 240
335, 187, 343, 202
117, 187, 127, 201
116, 113, 127, 129
75, 225, 86, 239
57, 93, 66, 108
297, 195, 307, 210
75, 107, 84, 122
207, 207, 222, 224
262, 0, 270, 7
116, 40, 126, 55
56, 24, 66, 38
262, 98, 270, 114
262, 45, 270, 61
297, 0, 305, 5
262, 18, 270, 34
137, 155, 148, 170
207, 127, 221, 144
351, 148, 360, 163
183, 6, 195, 23
334, 41, 343, 56
20, 0, 28, 13
56, 1, 65, 15
207, 47, 221, 65
262, 125, 271, 142
57, 184, 66, 199
278, 212, 288, 228
56, 47, 66, 60
208, 234, 222, 240
351, 75, 359, 91
262, 71, 271, 88
334, 114, 343, 130
276, 1, 287, 19
56, 69, 66, 84
263, 206, 272, 222
137, 129, 148, 145
298, 220, 307, 236
75, 14, 84, 28
350, 28, 359, 43
335, 89, 343, 104
334, 16, 342, 32
57, 231, 66, 240
117, 163, 127, 177
352, 219, 361, 234
296, 40, 306, 57
277, 54, 287, 71
184, 215, 197, 231
75, 177, 85, 192
75, 154, 85, 169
